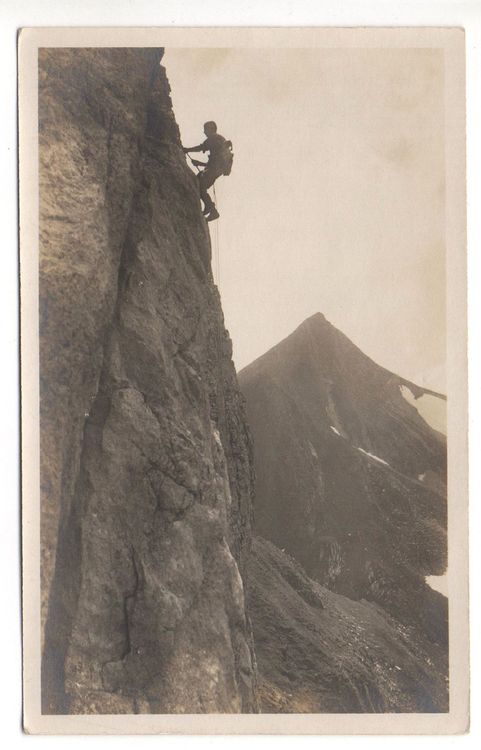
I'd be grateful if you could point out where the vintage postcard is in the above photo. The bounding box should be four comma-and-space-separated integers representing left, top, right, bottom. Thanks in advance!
19, 27, 468, 734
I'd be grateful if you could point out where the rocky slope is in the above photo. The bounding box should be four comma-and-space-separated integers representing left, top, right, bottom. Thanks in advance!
39, 48, 257, 714
240, 314, 448, 710
249, 538, 448, 713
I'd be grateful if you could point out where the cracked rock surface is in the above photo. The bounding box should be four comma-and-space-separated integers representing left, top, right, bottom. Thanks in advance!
40, 48, 256, 714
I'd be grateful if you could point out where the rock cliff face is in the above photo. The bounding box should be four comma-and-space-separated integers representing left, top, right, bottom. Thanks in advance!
240, 314, 448, 711
39, 48, 256, 714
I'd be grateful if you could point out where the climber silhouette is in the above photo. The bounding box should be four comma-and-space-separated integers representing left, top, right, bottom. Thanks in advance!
183, 121, 233, 222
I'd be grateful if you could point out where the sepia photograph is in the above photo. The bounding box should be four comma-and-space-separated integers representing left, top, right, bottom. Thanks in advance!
19, 26, 468, 734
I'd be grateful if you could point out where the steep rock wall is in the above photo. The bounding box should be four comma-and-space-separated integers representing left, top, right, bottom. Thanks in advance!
39, 48, 256, 714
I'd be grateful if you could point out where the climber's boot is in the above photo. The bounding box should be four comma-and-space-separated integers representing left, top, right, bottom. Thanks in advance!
206, 208, 219, 222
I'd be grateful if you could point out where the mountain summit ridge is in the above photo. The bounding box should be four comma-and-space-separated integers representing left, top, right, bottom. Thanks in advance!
241, 311, 446, 401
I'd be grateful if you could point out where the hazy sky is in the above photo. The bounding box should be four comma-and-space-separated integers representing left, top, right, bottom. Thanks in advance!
164, 47, 446, 392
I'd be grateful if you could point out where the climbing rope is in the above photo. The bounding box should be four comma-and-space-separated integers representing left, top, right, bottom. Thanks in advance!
187, 154, 221, 288
212, 182, 220, 289
185, 156, 223, 419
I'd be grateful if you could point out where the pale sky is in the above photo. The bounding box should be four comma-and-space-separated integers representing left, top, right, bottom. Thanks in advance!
164, 47, 446, 392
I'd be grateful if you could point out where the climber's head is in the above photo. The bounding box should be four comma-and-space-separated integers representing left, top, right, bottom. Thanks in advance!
203, 121, 217, 136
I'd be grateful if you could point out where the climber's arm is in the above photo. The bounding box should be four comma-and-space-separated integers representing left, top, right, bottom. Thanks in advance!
183, 143, 205, 154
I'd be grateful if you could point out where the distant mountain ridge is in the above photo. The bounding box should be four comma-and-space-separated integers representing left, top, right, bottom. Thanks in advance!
241, 313, 448, 711
239, 313, 447, 631
242, 313, 446, 402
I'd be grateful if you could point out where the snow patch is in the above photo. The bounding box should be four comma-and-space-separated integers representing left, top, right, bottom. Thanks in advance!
308, 441, 318, 458
357, 447, 390, 467
418, 473, 426, 482
329, 426, 341, 437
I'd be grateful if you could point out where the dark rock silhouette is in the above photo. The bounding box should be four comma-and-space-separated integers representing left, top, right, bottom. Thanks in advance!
39, 48, 257, 715
240, 314, 448, 711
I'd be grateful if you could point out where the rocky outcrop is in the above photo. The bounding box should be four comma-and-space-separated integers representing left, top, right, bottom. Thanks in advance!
240, 314, 448, 710
39, 48, 256, 714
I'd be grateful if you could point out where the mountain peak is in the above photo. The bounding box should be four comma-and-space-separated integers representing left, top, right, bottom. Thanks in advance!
239, 315, 448, 639
240, 311, 373, 388
295, 311, 332, 336
303, 311, 327, 325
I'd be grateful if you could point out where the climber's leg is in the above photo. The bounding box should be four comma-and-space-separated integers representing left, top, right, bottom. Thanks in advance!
197, 171, 215, 213
197, 167, 222, 215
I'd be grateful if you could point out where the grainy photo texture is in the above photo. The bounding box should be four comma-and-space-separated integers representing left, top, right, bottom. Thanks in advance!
20, 28, 468, 734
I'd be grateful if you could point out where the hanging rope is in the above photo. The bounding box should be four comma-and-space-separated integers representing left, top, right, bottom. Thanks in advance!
210, 184, 224, 412
186, 155, 223, 417
186, 154, 221, 288
213, 182, 220, 289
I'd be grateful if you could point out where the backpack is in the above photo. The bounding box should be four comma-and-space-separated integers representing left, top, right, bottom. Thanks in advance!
221, 140, 234, 176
